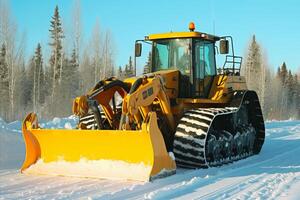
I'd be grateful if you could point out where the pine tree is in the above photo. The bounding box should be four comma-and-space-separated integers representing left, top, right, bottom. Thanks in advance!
286, 70, 294, 116
125, 56, 134, 77
58, 57, 72, 116
275, 62, 290, 119
287, 70, 293, 99
49, 5, 64, 108
26, 57, 35, 110
33, 43, 44, 113
291, 74, 299, 118
69, 48, 80, 97
243, 35, 264, 108
0, 44, 9, 121
279, 62, 288, 86
53, 49, 80, 117
295, 74, 300, 118
262, 66, 272, 118
118, 66, 123, 79
143, 52, 152, 74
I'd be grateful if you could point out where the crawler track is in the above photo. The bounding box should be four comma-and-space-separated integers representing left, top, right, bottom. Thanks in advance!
173, 90, 265, 168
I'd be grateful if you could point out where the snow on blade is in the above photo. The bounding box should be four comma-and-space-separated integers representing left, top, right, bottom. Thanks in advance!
24, 158, 152, 182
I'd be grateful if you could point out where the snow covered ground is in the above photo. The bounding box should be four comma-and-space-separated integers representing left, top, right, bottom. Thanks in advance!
0, 117, 300, 199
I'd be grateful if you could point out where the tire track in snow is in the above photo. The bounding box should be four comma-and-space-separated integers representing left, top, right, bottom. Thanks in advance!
0, 172, 135, 200
206, 170, 298, 199
0, 175, 86, 199
247, 173, 296, 200
131, 143, 300, 200
191, 174, 266, 200
207, 174, 285, 200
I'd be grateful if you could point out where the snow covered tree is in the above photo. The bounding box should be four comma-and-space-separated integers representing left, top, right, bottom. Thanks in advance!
287, 72, 300, 119
0, 0, 26, 121
58, 57, 71, 116
49, 5, 64, 108
243, 35, 265, 109
0, 44, 9, 121
32, 43, 44, 113
13, 62, 27, 119
68, 48, 80, 96
89, 20, 103, 83
261, 65, 272, 118
278, 62, 288, 85
274, 62, 291, 119
102, 30, 114, 79
0, 1, 124, 120
79, 49, 94, 93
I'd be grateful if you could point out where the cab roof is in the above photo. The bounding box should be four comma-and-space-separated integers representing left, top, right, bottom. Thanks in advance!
146, 31, 220, 42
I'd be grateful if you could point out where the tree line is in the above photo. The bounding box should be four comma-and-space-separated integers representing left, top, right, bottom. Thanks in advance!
118, 51, 152, 79
243, 35, 300, 120
0, 2, 115, 121
0, 1, 299, 122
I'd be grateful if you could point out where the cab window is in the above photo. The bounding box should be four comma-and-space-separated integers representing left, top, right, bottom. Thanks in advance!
194, 40, 216, 97
194, 40, 216, 78
152, 39, 191, 76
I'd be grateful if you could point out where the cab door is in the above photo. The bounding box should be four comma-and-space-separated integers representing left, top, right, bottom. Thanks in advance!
193, 40, 217, 98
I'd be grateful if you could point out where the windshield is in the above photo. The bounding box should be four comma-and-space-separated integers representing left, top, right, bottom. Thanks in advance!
153, 39, 191, 75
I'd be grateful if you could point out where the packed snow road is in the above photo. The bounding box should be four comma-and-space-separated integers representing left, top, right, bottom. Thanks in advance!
0, 117, 300, 199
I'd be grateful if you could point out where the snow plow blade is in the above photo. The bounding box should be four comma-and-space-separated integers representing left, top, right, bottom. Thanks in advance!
21, 112, 176, 181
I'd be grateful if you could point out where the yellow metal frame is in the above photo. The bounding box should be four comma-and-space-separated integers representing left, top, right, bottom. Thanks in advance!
122, 76, 176, 131
147, 31, 218, 41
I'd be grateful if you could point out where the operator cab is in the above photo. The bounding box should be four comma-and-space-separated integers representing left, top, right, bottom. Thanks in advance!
151, 37, 217, 98
135, 22, 233, 98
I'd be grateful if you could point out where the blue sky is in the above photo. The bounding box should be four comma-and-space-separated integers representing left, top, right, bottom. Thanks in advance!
9, 0, 300, 72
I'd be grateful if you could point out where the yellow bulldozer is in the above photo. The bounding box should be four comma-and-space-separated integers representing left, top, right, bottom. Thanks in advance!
21, 23, 265, 181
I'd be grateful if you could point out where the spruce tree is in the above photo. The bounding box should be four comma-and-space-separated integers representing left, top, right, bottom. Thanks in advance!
59, 57, 71, 116
118, 66, 123, 79
49, 5, 64, 107
291, 74, 299, 118
275, 62, 290, 119
125, 56, 134, 77
286, 70, 294, 116
279, 62, 288, 86
69, 48, 80, 96
33, 43, 44, 112
243, 35, 264, 108
295, 74, 300, 118
26, 57, 35, 110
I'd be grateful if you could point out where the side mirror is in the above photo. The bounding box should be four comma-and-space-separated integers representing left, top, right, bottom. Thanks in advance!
220, 39, 229, 54
135, 43, 142, 57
